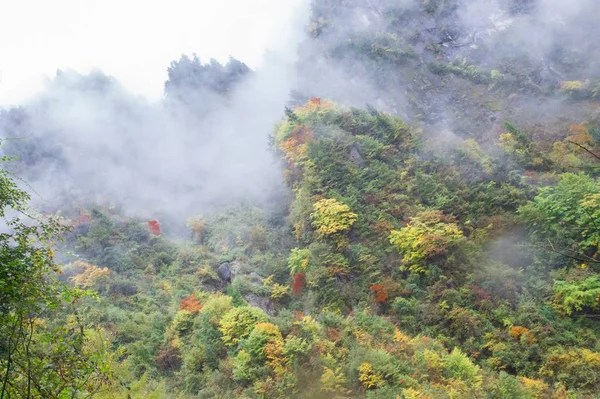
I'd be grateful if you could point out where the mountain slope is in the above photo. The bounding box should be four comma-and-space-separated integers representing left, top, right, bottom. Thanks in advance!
3, 0, 600, 398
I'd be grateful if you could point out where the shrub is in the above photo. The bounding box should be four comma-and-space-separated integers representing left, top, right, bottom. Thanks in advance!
219, 306, 268, 347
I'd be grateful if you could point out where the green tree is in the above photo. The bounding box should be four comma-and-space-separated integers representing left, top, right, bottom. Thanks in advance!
288, 248, 311, 275
553, 277, 600, 316
519, 173, 600, 263
0, 157, 110, 398
443, 348, 482, 388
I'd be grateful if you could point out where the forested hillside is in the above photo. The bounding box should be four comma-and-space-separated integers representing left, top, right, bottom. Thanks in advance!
2, 0, 600, 398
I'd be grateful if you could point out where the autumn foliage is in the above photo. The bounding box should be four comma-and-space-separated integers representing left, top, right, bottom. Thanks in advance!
187, 217, 206, 242
294, 97, 335, 114
74, 211, 92, 226
389, 210, 463, 274
311, 198, 358, 237
280, 125, 314, 164
369, 284, 389, 303
308, 97, 322, 106
509, 326, 536, 345
148, 220, 162, 236
291, 272, 306, 295
69, 261, 110, 289
293, 311, 305, 321
180, 294, 202, 313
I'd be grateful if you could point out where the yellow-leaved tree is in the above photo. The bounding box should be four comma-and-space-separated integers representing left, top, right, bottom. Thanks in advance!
69, 260, 110, 289
389, 210, 463, 274
311, 198, 357, 237
219, 306, 268, 347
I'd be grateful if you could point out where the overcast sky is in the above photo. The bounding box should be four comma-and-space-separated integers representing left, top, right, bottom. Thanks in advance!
0, 0, 308, 106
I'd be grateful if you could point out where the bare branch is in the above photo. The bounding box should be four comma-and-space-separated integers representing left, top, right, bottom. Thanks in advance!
541, 239, 600, 264
567, 140, 600, 162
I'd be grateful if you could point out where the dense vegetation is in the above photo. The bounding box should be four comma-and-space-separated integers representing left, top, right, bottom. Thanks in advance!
3, 0, 600, 398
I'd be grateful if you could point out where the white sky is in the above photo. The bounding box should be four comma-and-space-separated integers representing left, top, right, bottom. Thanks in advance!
0, 0, 307, 106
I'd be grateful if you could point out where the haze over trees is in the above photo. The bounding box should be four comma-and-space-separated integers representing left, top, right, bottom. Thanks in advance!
2, 0, 600, 398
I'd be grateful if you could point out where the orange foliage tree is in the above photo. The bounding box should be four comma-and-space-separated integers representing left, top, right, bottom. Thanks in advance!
369, 284, 389, 303
180, 294, 202, 313
280, 125, 314, 164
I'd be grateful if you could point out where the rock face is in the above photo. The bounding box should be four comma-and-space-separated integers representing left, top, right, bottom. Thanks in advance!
217, 262, 232, 282
350, 144, 365, 168
244, 294, 274, 316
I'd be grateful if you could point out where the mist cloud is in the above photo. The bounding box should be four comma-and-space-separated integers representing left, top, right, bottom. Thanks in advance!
0, 1, 309, 223
1, 0, 599, 226
294, 0, 599, 129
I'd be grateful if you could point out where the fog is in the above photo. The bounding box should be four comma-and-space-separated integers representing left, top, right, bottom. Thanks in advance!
0, 0, 308, 104
0, 0, 598, 224
295, 0, 599, 128
0, 0, 309, 222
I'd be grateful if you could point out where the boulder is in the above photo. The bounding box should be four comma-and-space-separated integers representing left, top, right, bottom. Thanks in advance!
350, 144, 365, 168
217, 262, 232, 282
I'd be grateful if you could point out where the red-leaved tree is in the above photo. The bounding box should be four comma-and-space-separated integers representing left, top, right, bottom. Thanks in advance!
291, 272, 306, 295
148, 220, 162, 236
